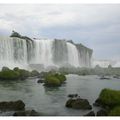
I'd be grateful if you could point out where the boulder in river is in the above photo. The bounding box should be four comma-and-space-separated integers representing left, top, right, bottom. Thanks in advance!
68, 94, 78, 98
65, 98, 92, 110
0, 100, 25, 111
99, 76, 110, 80
37, 79, 44, 83
84, 111, 95, 116
96, 109, 108, 116
13, 110, 40, 116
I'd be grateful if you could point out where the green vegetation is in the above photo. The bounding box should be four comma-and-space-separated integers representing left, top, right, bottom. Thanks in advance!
94, 89, 120, 116
10, 31, 32, 41
0, 69, 20, 80
98, 89, 120, 108
109, 106, 120, 116
44, 72, 66, 87
45, 75, 61, 86
13, 67, 30, 80
30, 70, 40, 77
0, 67, 39, 80
54, 73, 66, 83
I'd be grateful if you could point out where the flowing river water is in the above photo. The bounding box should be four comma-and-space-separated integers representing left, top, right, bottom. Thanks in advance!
0, 74, 120, 116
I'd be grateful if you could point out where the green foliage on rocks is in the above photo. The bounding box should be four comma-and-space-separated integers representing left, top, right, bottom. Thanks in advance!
44, 72, 66, 87
94, 88, 120, 116
108, 106, 120, 116
0, 67, 31, 80
10, 31, 32, 41
30, 70, 40, 77
0, 69, 20, 80
98, 89, 120, 108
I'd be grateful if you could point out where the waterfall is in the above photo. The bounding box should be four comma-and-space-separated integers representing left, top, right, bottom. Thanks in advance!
67, 42, 80, 67
0, 36, 28, 69
0, 37, 92, 69
32, 39, 55, 67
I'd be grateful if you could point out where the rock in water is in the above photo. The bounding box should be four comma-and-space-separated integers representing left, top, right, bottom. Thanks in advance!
0, 100, 25, 111
13, 110, 40, 116
68, 94, 78, 98
65, 98, 92, 110
84, 111, 95, 116
37, 79, 44, 83
96, 109, 108, 116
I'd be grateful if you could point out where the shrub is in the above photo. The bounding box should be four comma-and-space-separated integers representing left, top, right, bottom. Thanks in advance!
18, 69, 30, 80
13, 67, 19, 71
13, 67, 30, 80
44, 72, 66, 87
54, 73, 66, 83
0, 70, 20, 80
99, 89, 120, 108
109, 106, 120, 116
30, 70, 39, 77
45, 74, 61, 86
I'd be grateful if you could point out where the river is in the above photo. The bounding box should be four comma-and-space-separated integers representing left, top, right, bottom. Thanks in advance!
0, 74, 120, 116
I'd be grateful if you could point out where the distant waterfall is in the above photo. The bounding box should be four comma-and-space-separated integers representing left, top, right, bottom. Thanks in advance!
67, 42, 80, 67
32, 39, 54, 67
0, 37, 92, 69
0, 36, 28, 69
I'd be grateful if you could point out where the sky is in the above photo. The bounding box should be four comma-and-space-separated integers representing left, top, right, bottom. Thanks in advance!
0, 4, 120, 60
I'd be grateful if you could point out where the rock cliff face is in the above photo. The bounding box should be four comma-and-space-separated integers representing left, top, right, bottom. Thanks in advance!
0, 33, 93, 69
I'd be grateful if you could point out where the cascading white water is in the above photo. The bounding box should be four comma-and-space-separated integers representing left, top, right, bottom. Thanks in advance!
67, 42, 80, 67
0, 37, 92, 69
0, 36, 28, 69
33, 39, 55, 67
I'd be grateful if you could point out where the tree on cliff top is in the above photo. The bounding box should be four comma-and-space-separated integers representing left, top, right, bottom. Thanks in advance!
10, 31, 32, 41
10, 31, 21, 38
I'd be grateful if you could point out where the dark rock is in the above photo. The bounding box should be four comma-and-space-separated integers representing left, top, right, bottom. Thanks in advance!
93, 98, 101, 107
37, 79, 44, 83
30, 70, 39, 77
10, 31, 32, 41
113, 75, 120, 79
65, 98, 92, 110
13, 110, 40, 116
97, 109, 108, 116
68, 94, 78, 98
100, 76, 110, 80
13, 111, 26, 116
0, 100, 25, 111
2, 66, 10, 71
84, 111, 95, 116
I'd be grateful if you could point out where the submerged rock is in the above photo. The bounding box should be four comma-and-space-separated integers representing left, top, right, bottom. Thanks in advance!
13, 110, 40, 116
84, 111, 95, 116
68, 94, 78, 98
96, 109, 108, 116
99, 76, 110, 80
113, 75, 120, 79
37, 79, 44, 83
0, 100, 25, 111
65, 98, 92, 110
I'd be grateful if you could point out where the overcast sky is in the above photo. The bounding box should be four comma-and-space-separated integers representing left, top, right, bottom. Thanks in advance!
0, 4, 120, 60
